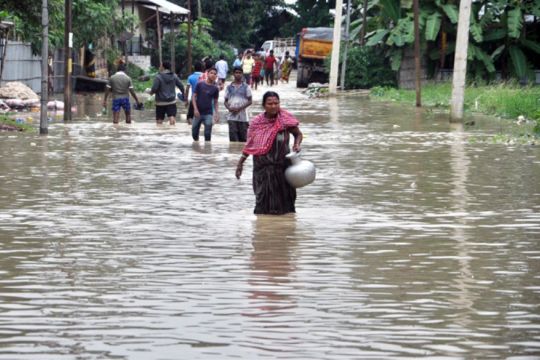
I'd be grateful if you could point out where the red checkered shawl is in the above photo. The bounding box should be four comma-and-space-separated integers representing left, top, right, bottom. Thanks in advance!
243, 110, 299, 156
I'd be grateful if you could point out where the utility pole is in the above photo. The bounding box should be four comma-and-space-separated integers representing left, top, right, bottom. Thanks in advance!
63, 0, 72, 122
450, 0, 472, 121
156, 6, 162, 66
339, 0, 352, 90
187, 0, 192, 74
329, 0, 343, 94
413, 0, 421, 107
170, 12, 175, 72
40, 0, 48, 135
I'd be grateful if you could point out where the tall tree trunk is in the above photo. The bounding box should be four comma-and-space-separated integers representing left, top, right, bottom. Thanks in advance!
360, 0, 368, 45
187, 0, 192, 74
413, 0, 421, 107
40, 0, 49, 135
156, 6, 162, 66
170, 13, 175, 72
63, 0, 72, 122
450, 0, 472, 121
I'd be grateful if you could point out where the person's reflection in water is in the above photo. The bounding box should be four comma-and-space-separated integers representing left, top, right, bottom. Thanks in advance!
247, 215, 298, 315
191, 141, 213, 154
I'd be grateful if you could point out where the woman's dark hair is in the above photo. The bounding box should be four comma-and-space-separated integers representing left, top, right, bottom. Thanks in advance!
262, 91, 280, 105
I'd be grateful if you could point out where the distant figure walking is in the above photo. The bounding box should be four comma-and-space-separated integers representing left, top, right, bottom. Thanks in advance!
215, 54, 229, 90
224, 67, 253, 142
233, 54, 242, 68
251, 54, 263, 90
103, 62, 141, 124
280, 51, 293, 83
149, 61, 186, 125
241, 50, 255, 86
264, 50, 277, 86
185, 61, 204, 125
192, 67, 220, 141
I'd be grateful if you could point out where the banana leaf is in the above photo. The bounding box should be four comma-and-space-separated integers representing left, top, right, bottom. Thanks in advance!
425, 12, 442, 41
366, 29, 390, 46
441, 4, 458, 24
490, 44, 505, 60
469, 16, 483, 43
379, 0, 401, 22
521, 39, 540, 55
468, 44, 495, 73
386, 16, 414, 47
428, 41, 455, 60
401, 0, 413, 9
524, 1, 540, 17
507, 7, 523, 39
483, 28, 506, 42
508, 45, 527, 78
390, 49, 403, 71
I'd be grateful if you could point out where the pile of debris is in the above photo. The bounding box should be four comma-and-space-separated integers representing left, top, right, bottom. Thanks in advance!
0, 82, 65, 113
0, 82, 39, 112
302, 83, 329, 98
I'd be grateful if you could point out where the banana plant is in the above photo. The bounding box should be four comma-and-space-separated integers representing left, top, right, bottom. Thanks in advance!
479, 0, 540, 81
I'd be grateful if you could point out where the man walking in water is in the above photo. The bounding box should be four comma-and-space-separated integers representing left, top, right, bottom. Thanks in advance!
185, 61, 204, 125
192, 67, 220, 141
215, 54, 229, 90
149, 61, 186, 125
103, 62, 141, 124
224, 67, 252, 142
264, 50, 277, 86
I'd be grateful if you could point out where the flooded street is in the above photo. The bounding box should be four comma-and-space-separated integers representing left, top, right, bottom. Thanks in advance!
1, 75, 539, 359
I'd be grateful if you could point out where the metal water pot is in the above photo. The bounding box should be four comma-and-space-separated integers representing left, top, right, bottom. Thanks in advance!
285, 152, 316, 188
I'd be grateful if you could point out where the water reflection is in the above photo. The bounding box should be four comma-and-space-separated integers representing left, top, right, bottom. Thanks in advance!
248, 215, 297, 315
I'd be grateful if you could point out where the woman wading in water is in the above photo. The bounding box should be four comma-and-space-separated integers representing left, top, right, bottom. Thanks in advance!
235, 91, 303, 215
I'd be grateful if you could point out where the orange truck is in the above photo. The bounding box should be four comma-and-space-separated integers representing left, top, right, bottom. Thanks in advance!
296, 27, 334, 88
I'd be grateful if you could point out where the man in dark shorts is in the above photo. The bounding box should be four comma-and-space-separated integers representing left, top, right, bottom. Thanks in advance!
103, 62, 141, 124
150, 61, 186, 125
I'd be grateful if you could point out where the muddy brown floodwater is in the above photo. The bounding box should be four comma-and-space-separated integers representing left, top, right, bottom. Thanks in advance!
0, 74, 539, 359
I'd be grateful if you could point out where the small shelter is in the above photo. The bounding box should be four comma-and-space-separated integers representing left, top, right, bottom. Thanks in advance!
125, 0, 189, 70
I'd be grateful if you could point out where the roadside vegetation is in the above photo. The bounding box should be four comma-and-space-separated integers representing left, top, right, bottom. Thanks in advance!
0, 114, 34, 132
370, 82, 540, 140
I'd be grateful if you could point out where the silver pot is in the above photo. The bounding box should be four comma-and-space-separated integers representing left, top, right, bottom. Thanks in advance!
285, 151, 316, 188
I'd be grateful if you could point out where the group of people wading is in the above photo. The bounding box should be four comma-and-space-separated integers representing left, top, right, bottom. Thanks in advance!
103, 55, 303, 215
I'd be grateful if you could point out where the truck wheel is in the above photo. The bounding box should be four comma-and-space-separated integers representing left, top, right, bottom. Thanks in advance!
296, 66, 309, 88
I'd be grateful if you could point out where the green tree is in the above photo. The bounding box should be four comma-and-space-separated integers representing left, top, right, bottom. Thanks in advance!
195, 0, 285, 48
1, 0, 135, 53
161, 18, 235, 76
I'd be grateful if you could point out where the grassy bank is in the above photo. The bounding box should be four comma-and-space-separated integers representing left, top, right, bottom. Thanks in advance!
0, 114, 33, 131
370, 82, 540, 122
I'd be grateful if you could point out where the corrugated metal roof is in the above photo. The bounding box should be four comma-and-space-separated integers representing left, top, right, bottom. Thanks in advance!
139, 0, 189, 15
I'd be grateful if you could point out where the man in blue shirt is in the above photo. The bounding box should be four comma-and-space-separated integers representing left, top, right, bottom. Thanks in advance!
185, 62, 203, 125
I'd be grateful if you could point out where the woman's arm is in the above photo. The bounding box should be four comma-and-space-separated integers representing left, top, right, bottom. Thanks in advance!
289, 126, 303, 152
235, 153, 249, 179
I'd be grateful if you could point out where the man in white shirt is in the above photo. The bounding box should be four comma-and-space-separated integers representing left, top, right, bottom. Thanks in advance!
215, 54, 229, 90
